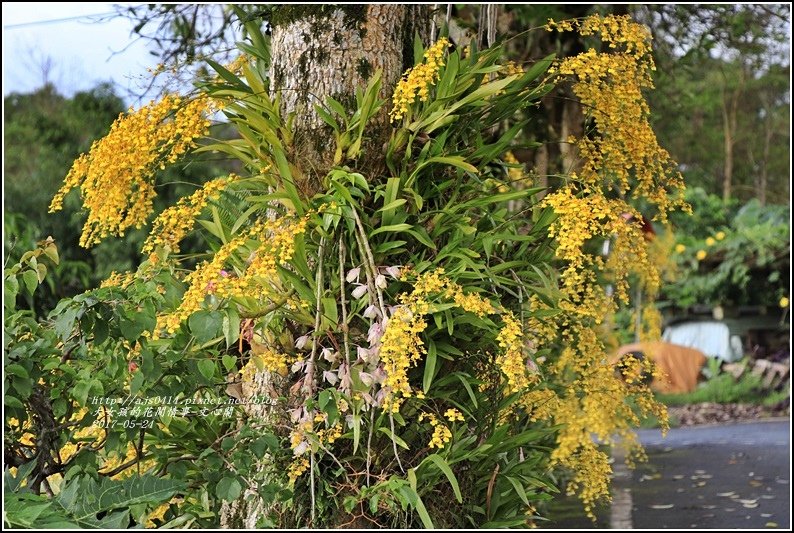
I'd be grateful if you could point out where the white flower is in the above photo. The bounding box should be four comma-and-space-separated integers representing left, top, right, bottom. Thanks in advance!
295, 334, 310, 350
291, 359, 305, 373
346, 267, 361, 283
293, 441, 309, 456
375, 274, 388, 289
352, 284, 369, 299
385, 266, 401, 279
323, 370, 338, 386
363, 304, 379, 319
321, 347, 337, 363
359, 371, 374, 387
367, 322, 383, 345
372, 366, 387, 384
339, 364, 352, 392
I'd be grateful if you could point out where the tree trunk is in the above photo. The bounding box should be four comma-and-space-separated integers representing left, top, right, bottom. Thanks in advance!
270, 5, 429, 192
560, 97, 583, 174
720, 68, 743, 202
220, 6, 428, 528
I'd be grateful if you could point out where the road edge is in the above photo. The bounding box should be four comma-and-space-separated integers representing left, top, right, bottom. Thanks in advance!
610, 443, 633, 529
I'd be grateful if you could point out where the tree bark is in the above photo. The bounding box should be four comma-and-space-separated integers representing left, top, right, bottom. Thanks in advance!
220, 6, 428, 528
720, 67, 744, 202
560, 97, 584, 174
270, 5, 429, 192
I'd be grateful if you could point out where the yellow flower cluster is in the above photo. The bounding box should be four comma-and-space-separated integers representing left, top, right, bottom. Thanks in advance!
142, 175, 236, 256
242, 347, 290, 378
443, 408, 464, 422
548, 15, 687, 222
503, 151, 525, 186
419, 413, 453, 449
547, 15, 652, 59
529, 18, 684, 509
50, 94, 215, 247
496, 311, 534, 394
390, 38, 450, 122
525, 294, 668, 516
156, 215, 308, 335
380, 306, 428, 412
502, 61, 525, 77
381, 270, 506, 411
100, 271, 136, 289
287, 457, 310, 483
519, 388, 559, 422
379, 270, 534, 413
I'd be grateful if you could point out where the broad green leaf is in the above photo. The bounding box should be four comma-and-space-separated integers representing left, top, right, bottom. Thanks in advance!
22, 269, 38, 295
189, 311, 224, 344
216, 476, 243, 502
197, 359, 217, 382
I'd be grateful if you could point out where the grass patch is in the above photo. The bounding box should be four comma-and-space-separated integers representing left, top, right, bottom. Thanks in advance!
656, 371, 789, 406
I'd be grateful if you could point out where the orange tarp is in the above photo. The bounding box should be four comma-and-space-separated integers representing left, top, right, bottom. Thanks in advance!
616, 341, 707, 394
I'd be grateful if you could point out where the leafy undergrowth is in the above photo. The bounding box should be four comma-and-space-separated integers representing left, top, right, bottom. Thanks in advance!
657, 372, 789, 407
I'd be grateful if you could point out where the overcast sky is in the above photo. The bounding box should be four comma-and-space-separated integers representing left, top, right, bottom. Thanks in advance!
2, 2, 157, 102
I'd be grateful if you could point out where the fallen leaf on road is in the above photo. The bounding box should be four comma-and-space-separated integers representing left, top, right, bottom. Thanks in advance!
695, 469, 706, 474
739, 499, 758, 505
761, 513, 772, 518
765, 522, 778, 528
673, 474, 684, 480
717, 491, 735, 497
760, 495, 775, 500
742, 502, 759, 509
749, 480, 763, 487
649, 504, 674, 509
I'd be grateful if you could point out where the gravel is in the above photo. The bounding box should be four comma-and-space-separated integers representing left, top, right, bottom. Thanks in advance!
667, 401, 790, 426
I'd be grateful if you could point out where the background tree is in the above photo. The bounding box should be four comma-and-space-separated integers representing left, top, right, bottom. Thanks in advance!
636, 3, 791, 203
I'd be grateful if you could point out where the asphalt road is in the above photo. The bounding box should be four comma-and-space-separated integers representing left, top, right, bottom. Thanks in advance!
631, 419, 790, 529
545, 419, 790, 529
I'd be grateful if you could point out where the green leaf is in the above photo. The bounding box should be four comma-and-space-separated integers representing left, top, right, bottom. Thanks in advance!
222, 355, 237, 373
371, 223, 412, 236
403, 472, 434, 529
505, 476, 529, 506
377, 426, 410, 450
206, 58, 247, 89
43, 243, 59, 265
189, 311, 224, 344
216, 476, 243, 502
408, 227, 437, 250
422, 341, 437, 393
369, 495, 379, 515
222, 309, 240, 349
4, 275, 19, 310
197, 359, 216, 382
36, 263, 47, 283
423, 454, 462, 503
5, 363, 29, 379
352, 412, 361, 454
377, 198, 407, 213
22, 269, 38, 295
72, 379, 91, 405
54, 475, 185, 528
